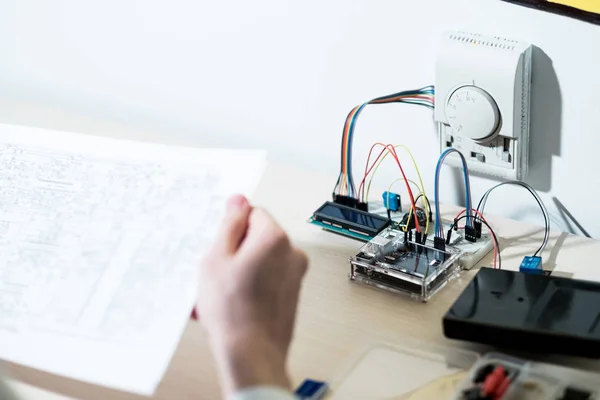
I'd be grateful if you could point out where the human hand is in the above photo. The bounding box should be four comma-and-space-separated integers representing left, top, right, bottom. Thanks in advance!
196, 195, 308, 396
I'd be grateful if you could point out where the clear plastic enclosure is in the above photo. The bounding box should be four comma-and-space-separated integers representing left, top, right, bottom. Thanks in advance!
349, 228, 462, 302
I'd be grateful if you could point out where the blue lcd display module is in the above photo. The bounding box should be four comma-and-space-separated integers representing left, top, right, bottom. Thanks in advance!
309, 201, 390, 241
308, 218, 372, 241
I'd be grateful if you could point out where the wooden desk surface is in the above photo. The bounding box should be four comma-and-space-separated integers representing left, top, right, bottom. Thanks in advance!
6, 161, 600, 399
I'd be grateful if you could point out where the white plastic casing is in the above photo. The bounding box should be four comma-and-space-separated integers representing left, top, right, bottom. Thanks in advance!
434, 31, 533, 180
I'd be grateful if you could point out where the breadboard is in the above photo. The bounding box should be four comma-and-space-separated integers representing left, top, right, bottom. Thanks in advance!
445, 227, 494, 270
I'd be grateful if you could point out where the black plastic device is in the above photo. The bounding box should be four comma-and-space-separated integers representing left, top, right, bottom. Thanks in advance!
443, 268, 600, 359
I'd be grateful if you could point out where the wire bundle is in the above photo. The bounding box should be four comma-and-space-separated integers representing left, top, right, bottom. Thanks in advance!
333, 86, 435, 198
434, 148, 473, 238
357, 143, 431, 233
451, 210, 501, 268
449, 181, 550, 269
355, 143, 423, 233
477, 181, 550, 257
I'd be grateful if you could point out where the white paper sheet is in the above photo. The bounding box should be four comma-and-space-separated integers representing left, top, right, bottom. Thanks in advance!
0, 123, 266, 395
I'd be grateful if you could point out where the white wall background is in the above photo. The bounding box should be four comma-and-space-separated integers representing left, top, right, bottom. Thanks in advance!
0, 0, 599, 237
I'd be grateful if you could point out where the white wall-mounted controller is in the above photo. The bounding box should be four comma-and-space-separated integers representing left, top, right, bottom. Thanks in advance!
434, 31, 533, 180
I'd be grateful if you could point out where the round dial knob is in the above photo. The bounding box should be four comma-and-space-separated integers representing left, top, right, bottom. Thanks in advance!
445, 86, 500, 141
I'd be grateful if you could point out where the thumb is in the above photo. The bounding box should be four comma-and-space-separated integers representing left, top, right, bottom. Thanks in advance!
215, 194, 252, 255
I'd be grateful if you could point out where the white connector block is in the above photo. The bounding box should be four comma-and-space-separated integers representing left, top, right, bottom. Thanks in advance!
435, 31, 533, 180
447, 229, 494, 270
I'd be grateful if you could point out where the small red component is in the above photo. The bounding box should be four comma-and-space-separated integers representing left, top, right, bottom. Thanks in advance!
482, 366, 507, 395
493, 376, 511, 399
